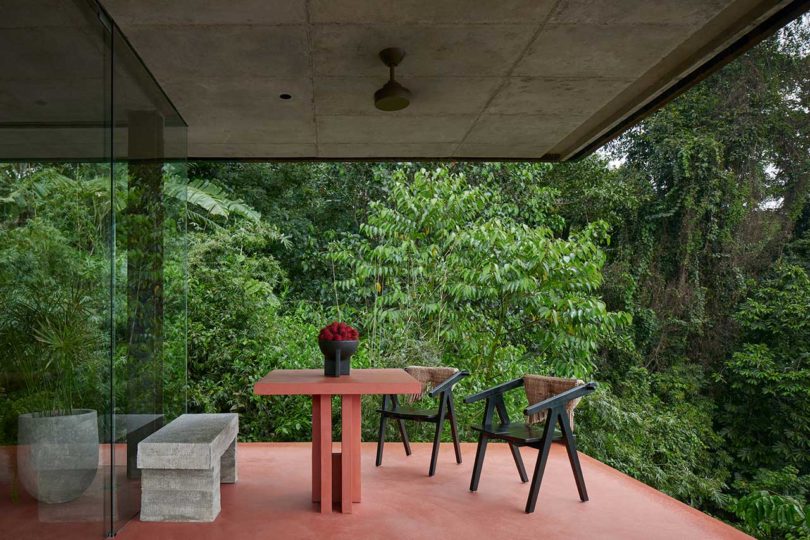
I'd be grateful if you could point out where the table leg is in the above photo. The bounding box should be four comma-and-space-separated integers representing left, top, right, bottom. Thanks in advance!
341, 396, 354, 513
351, 394, 361, 503
311, 396, 320, 503
317, 394, 332, 513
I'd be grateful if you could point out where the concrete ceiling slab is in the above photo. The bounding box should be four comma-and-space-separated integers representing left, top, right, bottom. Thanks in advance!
548, 0, 731, 26
455, 143, 556, 159
188, 121, 316, 145
190, 143, 317, 158
97, 0, 307, 26
487, 77, 631, 117
2, 0, 804, 161
311, 24, 537, 77
309, 0, 556, 25
317, 115, 475, 144
0, 0, 92, 28
1, 79, 107, 123
317, 143, 458, 158
513, 23, 690, 79
463, 114, 579, 147
0, 27, 106, 81
161, 78, 314, 123
121, 25, 311, 81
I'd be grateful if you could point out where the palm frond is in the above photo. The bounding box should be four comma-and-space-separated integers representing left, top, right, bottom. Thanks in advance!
165, 178, 261, 223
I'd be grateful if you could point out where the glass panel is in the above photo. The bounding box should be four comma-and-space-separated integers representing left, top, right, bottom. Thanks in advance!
0, 1, 112, 538
109, 20, 188, 536
0, 1, 187, 537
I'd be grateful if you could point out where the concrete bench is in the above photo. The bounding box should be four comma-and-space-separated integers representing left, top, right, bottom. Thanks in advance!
137, 413, 238, 522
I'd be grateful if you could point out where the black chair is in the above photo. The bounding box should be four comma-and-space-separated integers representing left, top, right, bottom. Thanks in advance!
465, 375, 597, 513
376, 366, 469, 476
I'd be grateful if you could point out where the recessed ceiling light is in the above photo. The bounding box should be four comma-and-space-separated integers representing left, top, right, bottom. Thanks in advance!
279, 93, 292, 100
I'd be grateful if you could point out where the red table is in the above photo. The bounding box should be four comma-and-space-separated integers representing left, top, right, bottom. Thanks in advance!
253, 369, 421, 513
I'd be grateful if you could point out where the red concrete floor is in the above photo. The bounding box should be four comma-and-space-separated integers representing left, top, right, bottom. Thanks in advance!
0, 445, 122, 540
114, 442, 749, 540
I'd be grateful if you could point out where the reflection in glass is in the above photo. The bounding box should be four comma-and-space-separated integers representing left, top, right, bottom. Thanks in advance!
0, 1, 187, 538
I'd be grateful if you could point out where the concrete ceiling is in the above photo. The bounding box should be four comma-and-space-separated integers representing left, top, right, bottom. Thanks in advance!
2, 0, 805, 161
0, 0, 187, 160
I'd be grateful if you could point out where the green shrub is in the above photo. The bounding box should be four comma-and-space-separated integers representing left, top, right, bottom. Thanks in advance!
577, 365, 728, 507
729, 467, 810, 539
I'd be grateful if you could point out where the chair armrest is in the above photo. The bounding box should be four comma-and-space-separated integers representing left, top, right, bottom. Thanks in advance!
523, 382, 597, 416
464, 377, 524, 404
428, 370, 469, 398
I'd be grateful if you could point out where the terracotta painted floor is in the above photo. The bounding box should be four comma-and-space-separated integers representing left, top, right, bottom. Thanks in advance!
113, 442, 749, 540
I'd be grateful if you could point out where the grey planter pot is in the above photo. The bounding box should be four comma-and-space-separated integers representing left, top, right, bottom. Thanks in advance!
17, 409, 99, 504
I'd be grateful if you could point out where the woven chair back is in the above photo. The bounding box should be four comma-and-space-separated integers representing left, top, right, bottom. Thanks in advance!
404, 366, 459, 403
523, 375, 584, 429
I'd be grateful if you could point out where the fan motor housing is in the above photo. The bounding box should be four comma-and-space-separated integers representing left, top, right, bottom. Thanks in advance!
374, 48, 410, 111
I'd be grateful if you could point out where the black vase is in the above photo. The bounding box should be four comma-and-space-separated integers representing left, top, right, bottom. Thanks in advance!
319, 339, 358, 377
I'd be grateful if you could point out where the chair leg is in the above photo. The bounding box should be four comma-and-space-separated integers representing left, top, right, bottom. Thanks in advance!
428, 395, 447, 477
469, 432, 489, 491
397, 419, 412, 456
509, 443, 529, 482
376, 413, 388, 467
493, 396, 527, 481
448, 397, 462, 464
560, 412, 588, 501
525, 412, 557, 514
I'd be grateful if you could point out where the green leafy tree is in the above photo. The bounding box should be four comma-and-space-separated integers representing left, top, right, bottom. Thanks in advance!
720, 264, 810, 474
332, 167, 628, 380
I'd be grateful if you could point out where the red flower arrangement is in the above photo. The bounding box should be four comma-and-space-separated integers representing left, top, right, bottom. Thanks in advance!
318, 321, 359, 342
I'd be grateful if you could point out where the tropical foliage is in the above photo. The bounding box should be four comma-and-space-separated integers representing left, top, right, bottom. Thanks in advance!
331, 167, 628, 379
0, 15, 808, 539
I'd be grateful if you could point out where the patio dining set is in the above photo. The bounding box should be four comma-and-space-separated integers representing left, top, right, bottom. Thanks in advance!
137, 367, 595, 521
